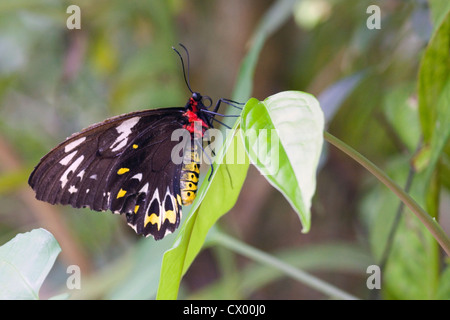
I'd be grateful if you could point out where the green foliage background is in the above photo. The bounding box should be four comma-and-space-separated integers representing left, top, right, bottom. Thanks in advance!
0, 0, 449, 299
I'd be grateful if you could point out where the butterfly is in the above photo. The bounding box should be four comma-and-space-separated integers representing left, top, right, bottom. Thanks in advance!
28, 44, 241, 240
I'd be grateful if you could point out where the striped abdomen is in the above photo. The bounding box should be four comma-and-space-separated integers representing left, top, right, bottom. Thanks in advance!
180, 144, 200, 205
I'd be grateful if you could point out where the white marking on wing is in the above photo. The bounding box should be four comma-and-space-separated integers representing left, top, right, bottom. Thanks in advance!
77, 170, 85, 180
145, 188, 161, 227
111, 139, 127, 152
110, 117, 140, 152
139, 182, 149, 194
170, 186, 178, 213
162, 186, 178, 224
59, 151, 77, 165
128, 222, 138, 233
68, 185, 78, 194
131, 173, 143, 181
60, 155, 84, 188
65, 137, 86, 153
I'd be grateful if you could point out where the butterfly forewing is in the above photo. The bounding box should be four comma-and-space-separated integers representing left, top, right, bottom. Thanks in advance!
29, 108, 188, 240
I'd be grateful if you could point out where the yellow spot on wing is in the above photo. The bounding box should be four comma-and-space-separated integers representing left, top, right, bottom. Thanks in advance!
132, 144, 138, 149
145, 213, 160, 230
117, 168, 130, 175
176, 194, 182, 206
164, 210, 176, 224
117, 188, 127, 198
134, 205, 140, 214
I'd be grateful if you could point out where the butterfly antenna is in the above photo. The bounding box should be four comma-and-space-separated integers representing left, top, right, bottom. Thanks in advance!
172, 43, 193, 93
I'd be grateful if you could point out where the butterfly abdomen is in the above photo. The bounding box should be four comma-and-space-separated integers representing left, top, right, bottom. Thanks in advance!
180, 143, 200, 205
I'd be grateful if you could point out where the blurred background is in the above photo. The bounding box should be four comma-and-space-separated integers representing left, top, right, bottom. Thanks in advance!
0, 0, 449, 299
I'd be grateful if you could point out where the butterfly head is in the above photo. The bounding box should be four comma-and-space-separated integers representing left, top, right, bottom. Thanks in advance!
187, 92, 203, 112
191, 92, 202, 102
187, 91, 212, 112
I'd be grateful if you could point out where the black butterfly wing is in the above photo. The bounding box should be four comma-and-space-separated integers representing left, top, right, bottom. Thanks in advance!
29, 108, 189, 240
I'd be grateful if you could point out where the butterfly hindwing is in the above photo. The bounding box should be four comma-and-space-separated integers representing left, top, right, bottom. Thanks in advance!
108, 120, 186, 239
29, 108, 187, 240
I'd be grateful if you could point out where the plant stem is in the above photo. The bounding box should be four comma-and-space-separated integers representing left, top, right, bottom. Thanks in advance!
211, 230, 359, 300
323, 131, 450, 256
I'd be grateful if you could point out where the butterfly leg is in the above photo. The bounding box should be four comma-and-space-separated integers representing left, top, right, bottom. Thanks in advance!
212, 98, 244, 112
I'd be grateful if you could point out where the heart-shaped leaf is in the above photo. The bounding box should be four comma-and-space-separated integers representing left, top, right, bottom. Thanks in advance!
0, 228, 61, 299
240, 91, 324, 232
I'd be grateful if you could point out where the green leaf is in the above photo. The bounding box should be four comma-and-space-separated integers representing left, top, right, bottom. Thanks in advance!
423, 79, 450, 178
360, 156, 445, 299
421, 78, 450, 217
383, 216, 440, 299
0, 228, 61, 300
436, 265, 450, 299
428, 0, 450, 31
418, 11, 450, 142
417, 12, 450, 216
240, 91, 324, 232
157, 120, 249, 299
381, 83, 420, 152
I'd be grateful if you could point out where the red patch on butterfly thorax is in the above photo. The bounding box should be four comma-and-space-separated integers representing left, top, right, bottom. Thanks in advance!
183, 97, 209, 138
